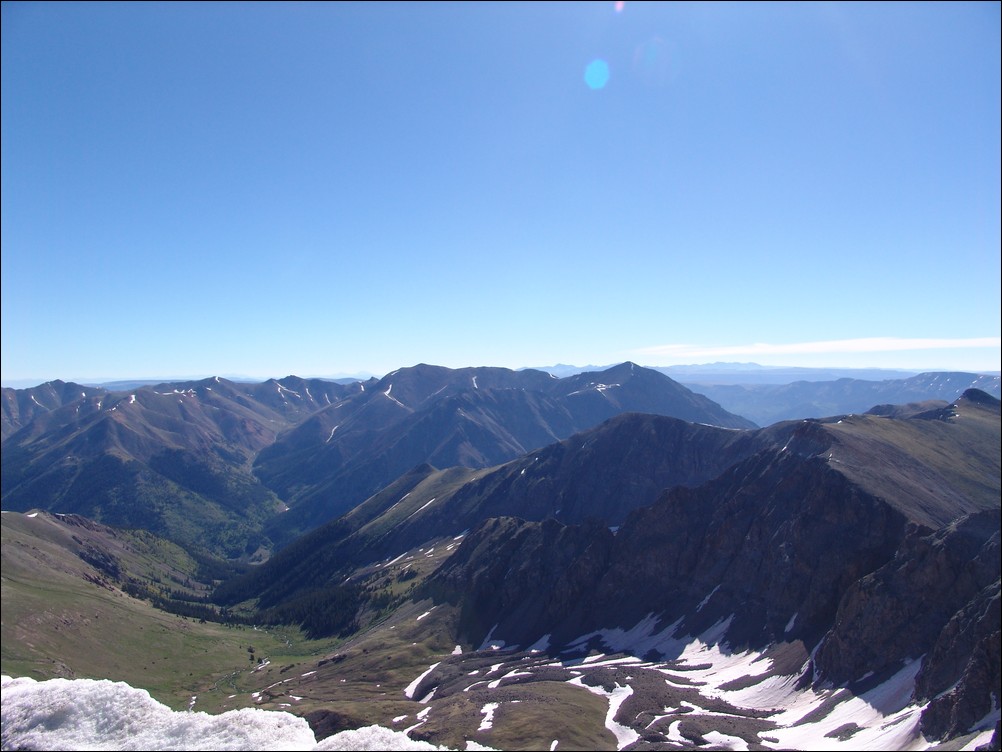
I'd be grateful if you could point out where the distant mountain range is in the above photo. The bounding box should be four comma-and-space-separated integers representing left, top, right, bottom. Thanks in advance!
1, 364, 753, 556
530, 364, 1000, 426
663, 361, 997, 383
689, 371, 1000, 426
532, 361, 989, 383
5, 364, 997, 560
659, 361, 929, 382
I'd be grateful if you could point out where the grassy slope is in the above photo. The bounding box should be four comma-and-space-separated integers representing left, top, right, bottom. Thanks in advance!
0, 511, 336, 711
827, 397, 1001, 528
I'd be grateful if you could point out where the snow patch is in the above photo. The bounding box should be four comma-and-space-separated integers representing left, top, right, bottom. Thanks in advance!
527, 634, 551, 653
416, 606, 437, 621
478, 702, 498, 731
567, 613, 684, 659
697, 584, 721, 612
785, 612, 798, 634
703, 730, 749, 750
0, 674, 317, 751
404, 662, 441, 699
666, 719, 685, 743
383, 384, 407, 408
568, 677, 639, 750
477, 625, 507, 652
487, 670, 532, 690
384, 552, 408, 567
405, 497, 438, 521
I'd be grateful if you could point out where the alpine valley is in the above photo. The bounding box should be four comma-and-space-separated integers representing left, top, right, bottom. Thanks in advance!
1, 363, 999, 751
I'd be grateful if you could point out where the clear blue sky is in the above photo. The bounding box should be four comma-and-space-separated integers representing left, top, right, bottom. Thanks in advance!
3, 1, 1000, 385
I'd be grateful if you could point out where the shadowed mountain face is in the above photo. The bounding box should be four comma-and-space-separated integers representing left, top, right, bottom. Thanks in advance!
817, 508, 1000, 740
214, 412, 773, 608
428, 449, 908, 653
478, 390, 996, 617
221, 391, 998, 630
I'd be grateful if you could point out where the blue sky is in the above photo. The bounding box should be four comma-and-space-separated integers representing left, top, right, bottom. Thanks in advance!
2, 1, 1000, 385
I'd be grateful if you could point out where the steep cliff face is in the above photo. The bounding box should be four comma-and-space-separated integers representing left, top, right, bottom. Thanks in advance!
427, 516, 614, 647
815, 510, 999, 682
918, 517, 998, 737
813, 508, 1001, 741
429, 447, 913, 654
918, 577, 1000, 742
593, 449, 911, 650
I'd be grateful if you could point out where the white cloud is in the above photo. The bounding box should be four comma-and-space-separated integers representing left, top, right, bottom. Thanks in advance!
634, 337, 1002, 360
627, 336, 1002, 372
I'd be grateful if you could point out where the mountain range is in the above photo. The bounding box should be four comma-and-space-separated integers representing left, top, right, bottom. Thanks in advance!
533, 362, 942, 382
2, 364, 752, 555
1, 375, 356, 557
2, 363, 999, 750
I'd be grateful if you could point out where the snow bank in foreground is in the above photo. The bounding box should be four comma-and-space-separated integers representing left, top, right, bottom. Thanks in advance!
1, 675, 315, 751
1, 675, 446, 751
314, 725, 449, 751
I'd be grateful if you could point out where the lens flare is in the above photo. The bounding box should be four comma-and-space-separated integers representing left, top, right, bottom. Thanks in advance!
584, 59, 610, 90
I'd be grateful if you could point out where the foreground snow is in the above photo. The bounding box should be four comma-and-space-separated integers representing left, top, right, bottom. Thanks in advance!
0, 675, 447, 751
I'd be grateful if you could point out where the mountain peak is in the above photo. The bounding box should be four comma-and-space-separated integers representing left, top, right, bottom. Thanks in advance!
958, 388, 1000, 409
590, 361, 646, 379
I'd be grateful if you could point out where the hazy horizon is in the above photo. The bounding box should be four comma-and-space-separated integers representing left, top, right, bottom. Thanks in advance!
4, 358, 1000, 391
